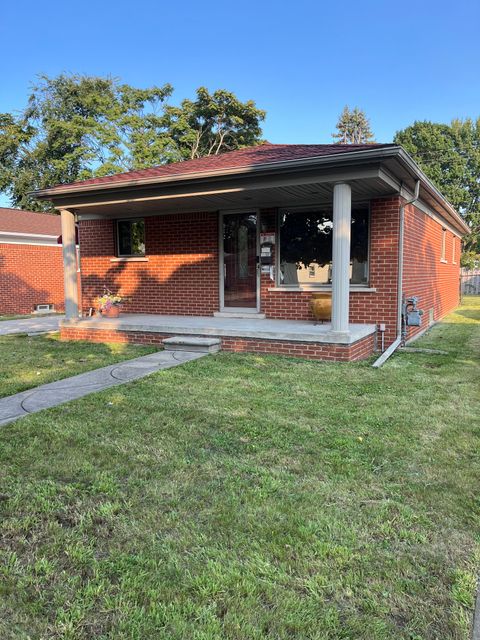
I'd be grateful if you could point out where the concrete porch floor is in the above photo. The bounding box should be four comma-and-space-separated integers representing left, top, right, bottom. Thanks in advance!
61, 314, 376, 345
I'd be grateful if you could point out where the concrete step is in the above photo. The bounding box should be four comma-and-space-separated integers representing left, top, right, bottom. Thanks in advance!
214, 311, 266, 319
163, 336, 222, 353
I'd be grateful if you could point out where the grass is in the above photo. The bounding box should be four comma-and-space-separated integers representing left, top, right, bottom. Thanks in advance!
0, 333, 155, 398
0, 312, 60, 321
0, 314, 36, 321
0, 297, 479, 639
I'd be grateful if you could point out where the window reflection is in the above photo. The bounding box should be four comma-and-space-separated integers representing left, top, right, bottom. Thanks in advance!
279, 207, 369, 286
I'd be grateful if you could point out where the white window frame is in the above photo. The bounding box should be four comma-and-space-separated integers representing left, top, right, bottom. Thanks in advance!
441, 228, 447, 263
452, 234, 457, 264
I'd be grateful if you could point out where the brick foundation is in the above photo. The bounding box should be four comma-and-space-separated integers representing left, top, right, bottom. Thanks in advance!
60, 326, 375, 362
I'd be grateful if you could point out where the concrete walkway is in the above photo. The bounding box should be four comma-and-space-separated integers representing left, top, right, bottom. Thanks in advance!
0, 349, 205, 427
0, 315, 64, 336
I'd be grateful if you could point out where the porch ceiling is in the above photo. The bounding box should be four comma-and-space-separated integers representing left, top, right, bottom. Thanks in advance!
66, 165, 398, 219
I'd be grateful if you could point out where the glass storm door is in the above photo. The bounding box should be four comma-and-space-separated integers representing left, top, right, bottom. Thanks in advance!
221, 212, 258, 310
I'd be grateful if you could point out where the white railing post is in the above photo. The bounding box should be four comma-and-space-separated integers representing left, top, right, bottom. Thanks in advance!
60, 209, 79, 319
331, 183, 352, 336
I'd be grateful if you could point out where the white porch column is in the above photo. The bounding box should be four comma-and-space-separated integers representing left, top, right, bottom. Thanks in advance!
331, 183, 352, 336
60, 208, 79, 320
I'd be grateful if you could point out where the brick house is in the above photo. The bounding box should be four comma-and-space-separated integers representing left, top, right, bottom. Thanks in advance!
0, 208, 64, 315
35, 144, 468, 361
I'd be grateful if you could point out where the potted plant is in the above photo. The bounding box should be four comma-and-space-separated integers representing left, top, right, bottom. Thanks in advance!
96, 289, 123, 318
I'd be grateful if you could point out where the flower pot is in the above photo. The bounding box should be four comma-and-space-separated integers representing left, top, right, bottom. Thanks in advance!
310, 292, 331, 322
101, 305, 120, 318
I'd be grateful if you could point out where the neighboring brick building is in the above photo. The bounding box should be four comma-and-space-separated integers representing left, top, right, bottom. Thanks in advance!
0, 208, 64, 315
35, 144, 468, 361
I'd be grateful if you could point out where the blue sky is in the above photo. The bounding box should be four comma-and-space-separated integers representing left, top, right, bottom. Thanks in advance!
1, 0, 479, 206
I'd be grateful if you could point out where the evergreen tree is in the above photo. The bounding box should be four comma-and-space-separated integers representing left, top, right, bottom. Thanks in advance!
333, 106, 375, 144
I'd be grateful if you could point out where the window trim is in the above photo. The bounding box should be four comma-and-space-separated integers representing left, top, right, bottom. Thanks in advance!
452, 234, 457, 264
276, 202, 371, 289
116, 217, 146, 258
440, 227, 447, 263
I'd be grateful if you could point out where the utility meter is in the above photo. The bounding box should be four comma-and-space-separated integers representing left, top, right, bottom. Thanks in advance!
403, 296, 424, 327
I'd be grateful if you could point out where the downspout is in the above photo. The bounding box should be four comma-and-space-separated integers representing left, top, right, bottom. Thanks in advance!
372, 179, 420, 368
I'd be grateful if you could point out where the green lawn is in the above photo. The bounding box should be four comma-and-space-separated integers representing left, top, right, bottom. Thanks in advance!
0, 314, 34, 321
0, 334, 155, 398
0, 298, 479, 639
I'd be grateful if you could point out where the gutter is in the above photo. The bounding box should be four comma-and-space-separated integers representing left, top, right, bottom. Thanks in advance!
372, 179, 420, 368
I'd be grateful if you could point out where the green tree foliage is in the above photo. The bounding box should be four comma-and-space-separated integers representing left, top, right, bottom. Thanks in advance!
0, 75, 174, 210
394, 119, 480, 253
163, 87, 266, 160
333, 106, 375, 144
0, 75, 265, 211
460, 251, 480, 270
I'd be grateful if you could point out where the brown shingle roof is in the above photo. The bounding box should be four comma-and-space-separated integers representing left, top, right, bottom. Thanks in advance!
0, 208, 61, 236
51, 143, 396, 191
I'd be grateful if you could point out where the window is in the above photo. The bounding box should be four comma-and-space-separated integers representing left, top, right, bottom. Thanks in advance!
278, 205, 369, 286
452, 235, 457, 264
441, 228, 447, 262
117, 219, 145, 257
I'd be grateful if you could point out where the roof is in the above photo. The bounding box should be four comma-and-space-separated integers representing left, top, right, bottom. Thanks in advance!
33, 142, 469, 236
0, 208, 61, 236
49, 143, 396, 191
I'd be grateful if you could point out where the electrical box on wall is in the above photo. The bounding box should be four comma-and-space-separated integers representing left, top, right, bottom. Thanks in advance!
403, 296, 424, 327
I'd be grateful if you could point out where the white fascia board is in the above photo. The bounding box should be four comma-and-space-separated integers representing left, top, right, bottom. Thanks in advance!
0, 232, 62, 246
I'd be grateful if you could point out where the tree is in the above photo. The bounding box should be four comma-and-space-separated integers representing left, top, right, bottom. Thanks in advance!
0, 75, 265, 211
163, 87, 266, 160
394, 119, 480, 253
333, 106, 375, 144
0, 74, 173, 210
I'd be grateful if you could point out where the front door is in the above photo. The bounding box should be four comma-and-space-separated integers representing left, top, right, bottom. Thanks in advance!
221, 212, 258, 311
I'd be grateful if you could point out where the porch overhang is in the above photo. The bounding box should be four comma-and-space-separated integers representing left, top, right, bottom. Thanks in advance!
40, 164, 396, 220
33, 145, 469, 235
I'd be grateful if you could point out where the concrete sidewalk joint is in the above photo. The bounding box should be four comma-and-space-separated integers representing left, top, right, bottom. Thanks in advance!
0, 349, 206, 427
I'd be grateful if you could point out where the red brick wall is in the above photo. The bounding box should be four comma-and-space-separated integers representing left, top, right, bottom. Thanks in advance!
0, 243, 65, 315
260, 198, 401, 344
60, 325, 375, 362
77, 199, 461, 347
79, 212, 219, 315
402, 203, 461, 340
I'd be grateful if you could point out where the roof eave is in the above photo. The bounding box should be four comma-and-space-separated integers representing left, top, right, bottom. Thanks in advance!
395, 148, 470, 235
33, 146, 402, 199
33, 145, 469, 235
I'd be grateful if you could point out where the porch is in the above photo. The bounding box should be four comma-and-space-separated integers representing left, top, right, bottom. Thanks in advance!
60, 313, 377, 361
